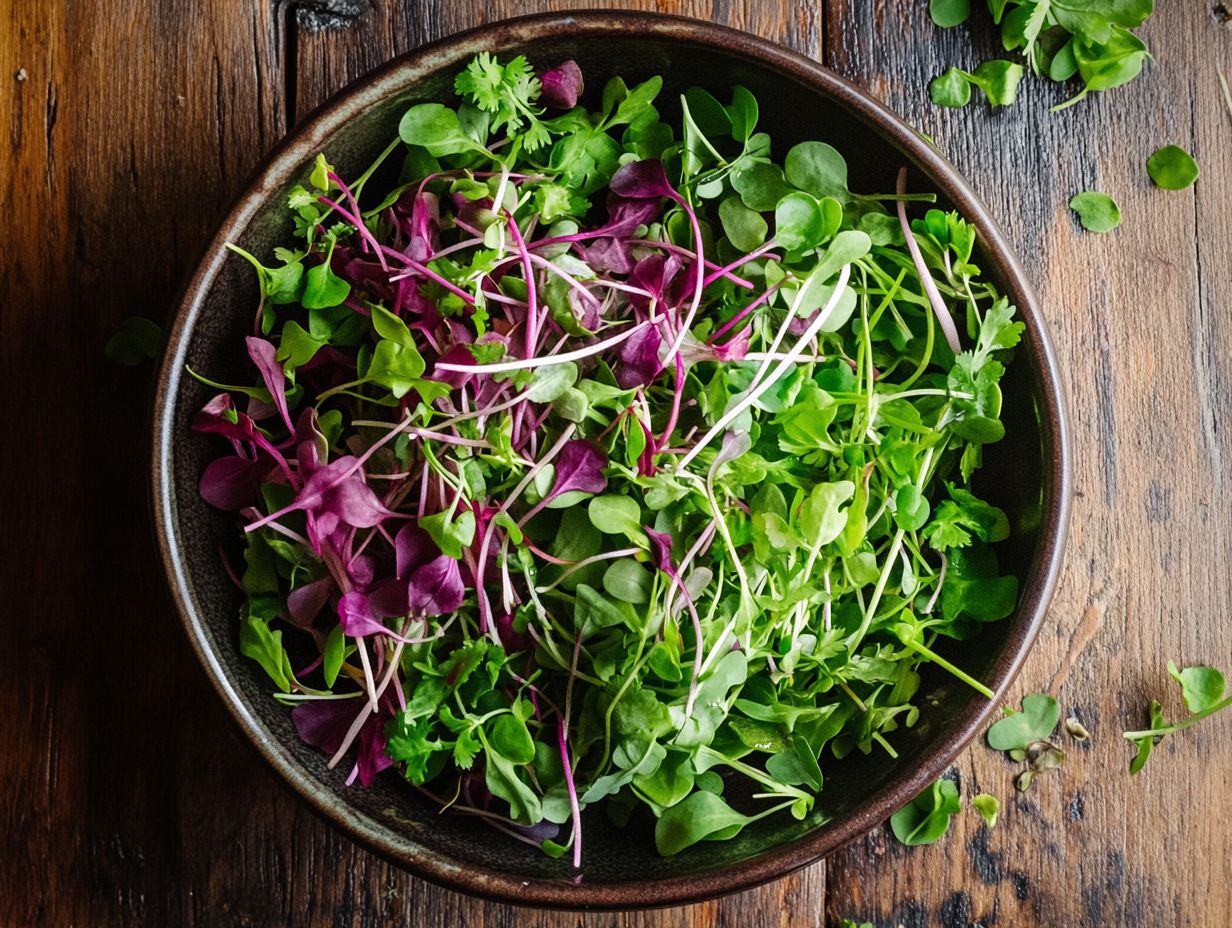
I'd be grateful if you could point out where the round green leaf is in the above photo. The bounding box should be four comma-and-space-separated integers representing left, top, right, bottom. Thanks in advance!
890, 779, 961, 846
587, 494, 644, 538
718, 196, 769, 252
930, 68, 972, 108
1146, 145, 1199, 190
398, 103, 475, 157
969, 60, 1024, 107
525, 361, 579, 404
986, 694, 1061, 752
486, 713, 536, 765
894, 485, 931, 531
818, 196, 844, 241
1069, 191, 1121, 233
602, 559, 652, 604
929, 0, 971, 27
731, 161, 793, 212
784, 141, 849, 201
774, 192, 825, 252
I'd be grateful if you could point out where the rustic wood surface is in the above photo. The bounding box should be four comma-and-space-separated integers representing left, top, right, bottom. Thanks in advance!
2, 1, 1229, 925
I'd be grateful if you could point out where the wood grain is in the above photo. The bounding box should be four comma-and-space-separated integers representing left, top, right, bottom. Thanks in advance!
2, 0, 1230, 925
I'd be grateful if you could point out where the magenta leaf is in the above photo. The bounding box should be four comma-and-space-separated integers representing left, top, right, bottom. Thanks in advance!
604, 195, 663, 235
192, 393, 258, 443
354, 704, 394, 785
617, 324, 663, 389
199, 455, 273, 511
246, 336, 292, 432
539, 60, 584, 109
712, 331, 750, 361
287, 576, 334, 629
291, 697, 392, 787
300, 457, 396, 537
610, 159, 677, 200
644, 528, 676, 575
578, 237, 635, 275
545, 440, 607, 501
338, 590, 390, 638
393, 523, 437, 578
407, 555, 465, 616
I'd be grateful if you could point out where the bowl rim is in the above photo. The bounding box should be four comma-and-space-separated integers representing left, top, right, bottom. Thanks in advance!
152, 9, 1071, 911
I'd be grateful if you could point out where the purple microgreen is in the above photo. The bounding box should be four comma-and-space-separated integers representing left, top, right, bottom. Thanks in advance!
616, 323, 664, 389
287, 576, 334, 629
246, 336, 294, 433
292, 696, 392, 787
199, 455, 274, 511
543, 439, 607, 502
539, 60, 584, 110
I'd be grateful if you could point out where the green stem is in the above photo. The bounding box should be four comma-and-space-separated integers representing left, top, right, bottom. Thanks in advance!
897, 295, 936, 391
1122, 693, 1232, 741
898, 635, 995, 700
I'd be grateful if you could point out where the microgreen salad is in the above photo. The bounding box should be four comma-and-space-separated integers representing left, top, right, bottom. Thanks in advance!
194, 54, 1025, 864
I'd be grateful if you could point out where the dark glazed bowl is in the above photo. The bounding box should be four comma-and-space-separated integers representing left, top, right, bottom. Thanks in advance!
153, 11, 1070, 910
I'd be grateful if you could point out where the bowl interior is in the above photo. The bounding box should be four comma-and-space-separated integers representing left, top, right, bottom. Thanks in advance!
157, 15, 1064, 908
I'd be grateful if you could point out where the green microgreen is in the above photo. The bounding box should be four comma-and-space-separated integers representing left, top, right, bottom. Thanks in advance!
1124, 662, 1232, 774
930, 61, 1025, 108
891, 778, 962, 845
1146, 145, 1199, 190
971, 792, 999, 827
1069, 191, 1121, 233
931, 1, 1156, 111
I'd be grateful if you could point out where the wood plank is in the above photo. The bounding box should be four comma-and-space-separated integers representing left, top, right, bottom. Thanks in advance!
822, 5, 1232, 927
0, 2, 284, 925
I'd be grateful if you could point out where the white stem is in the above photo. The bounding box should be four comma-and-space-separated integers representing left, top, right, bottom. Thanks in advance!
435, 321, 646, 375
896, 167, 961, 355
677, 264, 852, 471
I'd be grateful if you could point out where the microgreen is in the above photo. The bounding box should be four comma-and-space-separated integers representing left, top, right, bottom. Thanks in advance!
971, 792, 999, 828
931, 1, 1156, 111
930, 0, 972, 28
197, 54, 1023, 867
1124, 661, 1232, 774
1069, 191, 1121, 233
930, 61, 1025, 108
987, 693, 1060, 751
1146, 145, 1199, 190
891, 778, 961, 846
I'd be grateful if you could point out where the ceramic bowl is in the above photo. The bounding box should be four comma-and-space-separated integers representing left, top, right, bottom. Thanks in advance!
153, 11, 1070, 909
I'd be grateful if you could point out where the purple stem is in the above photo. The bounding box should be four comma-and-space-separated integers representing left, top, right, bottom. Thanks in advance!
505, 212, 541, 359
701, 241, 779, 288
386, 251, 479, 307
655, 353, 686, 452
646, 240, 756, 289
559, 721, 582, 869
708, 283, 781, 344
317, 193, 389, 273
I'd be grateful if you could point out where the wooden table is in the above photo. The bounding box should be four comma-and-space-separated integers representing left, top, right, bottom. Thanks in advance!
4, 2, 1230, 925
